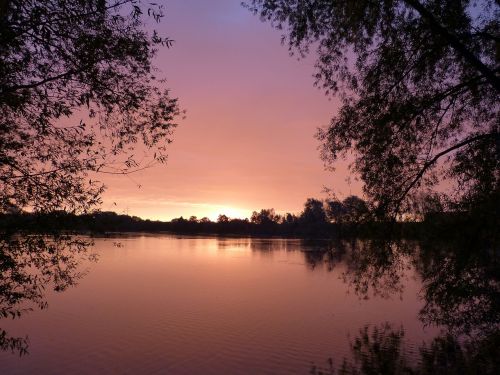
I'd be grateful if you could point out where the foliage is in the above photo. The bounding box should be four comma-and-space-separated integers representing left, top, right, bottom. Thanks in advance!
251, 208, 280, 225
326, 195, 370, 223
0, 0, 180, 215
0, 0, 179, 355
300, 198, 327, 223
217, 214, 230, 223
246, 0, 499, 217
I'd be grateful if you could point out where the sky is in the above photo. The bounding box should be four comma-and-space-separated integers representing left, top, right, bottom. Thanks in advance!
100, 0, 362, 221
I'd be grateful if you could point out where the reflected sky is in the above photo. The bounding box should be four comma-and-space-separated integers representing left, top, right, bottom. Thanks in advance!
2, 234, 497, 373
0, 235, 444, 374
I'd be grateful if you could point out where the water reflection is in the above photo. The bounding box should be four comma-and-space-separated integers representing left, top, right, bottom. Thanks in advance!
293, 237, 499, 373
214, 235, 499, 336
311, 323, 500, 375
182, 237, 498, 340
416, 238, 499, 335
0, 234, 95, 355
276, 237, 499, 333
1, 234, 497, 373
302, 239, 412, 299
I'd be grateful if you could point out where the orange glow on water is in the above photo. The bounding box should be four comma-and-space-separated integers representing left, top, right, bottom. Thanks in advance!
1, 236, 439, 373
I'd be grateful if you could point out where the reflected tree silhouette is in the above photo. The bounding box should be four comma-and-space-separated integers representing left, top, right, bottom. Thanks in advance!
297, 239, 411, 298
291, 235, 499, 374
0, 233, 95, 355
301, 239, 346, 272
311, 323, 500, 375
243, 235, 498, 372
341, 240, 413, 300
339, 324, 412, 375
287, 236, 499, 335
416, 239, 499, 335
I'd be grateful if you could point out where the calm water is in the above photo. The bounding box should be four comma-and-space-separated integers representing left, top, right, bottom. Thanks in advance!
1, 235, 497, 374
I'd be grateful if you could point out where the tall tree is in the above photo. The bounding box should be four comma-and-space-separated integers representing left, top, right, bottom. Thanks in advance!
247, 0, 499, 217
1, 0, 180, 215
300, 198, 327, 223
0, 0, 180, 345
251, 208, 280, 224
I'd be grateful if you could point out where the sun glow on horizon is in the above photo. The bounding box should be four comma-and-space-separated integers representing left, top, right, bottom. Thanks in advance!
163, 204, 252, 222
101, 195, 254, 222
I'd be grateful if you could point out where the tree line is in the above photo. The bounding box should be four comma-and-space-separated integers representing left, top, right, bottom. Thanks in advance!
1, 194, 469, 239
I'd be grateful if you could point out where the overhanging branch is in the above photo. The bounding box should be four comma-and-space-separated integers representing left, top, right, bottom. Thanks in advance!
393, 132, 500, 212
404, 0, 500, 93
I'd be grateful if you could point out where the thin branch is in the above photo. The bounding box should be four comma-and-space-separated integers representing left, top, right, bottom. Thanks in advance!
423, 98, 455, 161
393, 132, 500, 212
96, 162, 159, 175
2, 69, 81, 94
404, 0, 500, 92
11, 0, 132, 38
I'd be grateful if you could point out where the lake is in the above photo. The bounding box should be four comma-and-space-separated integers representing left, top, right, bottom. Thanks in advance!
1, 235, 497, 374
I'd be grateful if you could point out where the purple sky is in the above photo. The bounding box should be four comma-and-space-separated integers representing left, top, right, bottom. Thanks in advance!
100, 0, 362, 220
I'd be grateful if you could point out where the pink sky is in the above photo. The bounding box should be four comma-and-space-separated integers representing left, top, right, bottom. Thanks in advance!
99, 0, 362, 221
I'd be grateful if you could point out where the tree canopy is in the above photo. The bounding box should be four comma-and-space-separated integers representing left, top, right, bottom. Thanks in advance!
0, 0, 180, 215
247, 0, 499, 217
0, 1, 180, 343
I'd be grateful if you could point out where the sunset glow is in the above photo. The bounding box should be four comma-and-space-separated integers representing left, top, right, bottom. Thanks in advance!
3, 1, 496, 373
96, 0, 362, 220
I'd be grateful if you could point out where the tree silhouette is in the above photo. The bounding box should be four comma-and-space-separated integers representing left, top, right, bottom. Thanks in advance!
0, 1, 180, 353
217, 214, 230, 223
326, 196, 369, 223
300, 198, 327, 224
247, 0, 499, 218
250, 208, 280, 225
1, 0, 180, 215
